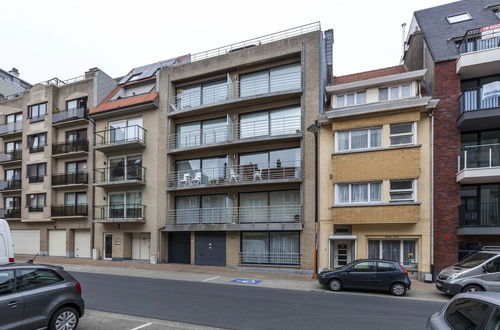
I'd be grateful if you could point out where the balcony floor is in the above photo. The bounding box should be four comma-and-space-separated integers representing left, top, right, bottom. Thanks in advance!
457, 167, 500, 184
164, 222, 303, 232
458, 227, 500, 235
168, 178, 302, 191
52, 117, 88, 128
52, 151, 88, 159
94, 141, 146, 153
93, 180, 146, 188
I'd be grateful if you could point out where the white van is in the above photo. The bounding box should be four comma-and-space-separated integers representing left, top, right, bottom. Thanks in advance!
0, 219, 14, 264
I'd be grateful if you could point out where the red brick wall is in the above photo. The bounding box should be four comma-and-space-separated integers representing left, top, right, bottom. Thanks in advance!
433, 60, 461, 273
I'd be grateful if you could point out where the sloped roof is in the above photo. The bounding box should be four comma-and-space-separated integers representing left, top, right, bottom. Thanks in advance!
118, 55, 190, 84
333, 66, 407, 85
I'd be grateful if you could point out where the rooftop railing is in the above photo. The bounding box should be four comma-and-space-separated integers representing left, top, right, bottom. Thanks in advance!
0, 122, 22, 135
95, 125, 146, 147
459, 87, 500, 114
458, 143, 500, 170
94, 204, 145, 222
458, 27, 500, 54
40, 75, 86, 87
52, 107, 87, 124
459, 202, 500, 227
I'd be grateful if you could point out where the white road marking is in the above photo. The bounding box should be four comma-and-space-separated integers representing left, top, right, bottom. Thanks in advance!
202, 275, 221, 282
129, 322, 152, 330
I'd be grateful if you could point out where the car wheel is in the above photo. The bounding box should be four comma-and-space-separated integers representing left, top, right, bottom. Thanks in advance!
329, 278, 342, 292
462, 284, 484, 293
390, 282, 407, 296
49, 306, 79, 330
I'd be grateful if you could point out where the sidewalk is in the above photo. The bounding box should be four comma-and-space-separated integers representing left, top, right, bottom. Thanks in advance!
14, 255, 449, 302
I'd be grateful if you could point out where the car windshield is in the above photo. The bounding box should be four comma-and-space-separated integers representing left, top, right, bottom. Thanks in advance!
455, 253, 496, 268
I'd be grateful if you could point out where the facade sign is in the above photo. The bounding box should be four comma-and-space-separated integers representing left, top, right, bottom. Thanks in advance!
482, 81, 500, 99
481, 24, 500, 40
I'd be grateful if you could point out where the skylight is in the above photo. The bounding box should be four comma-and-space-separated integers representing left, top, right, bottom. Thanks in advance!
446, 13, 472, 24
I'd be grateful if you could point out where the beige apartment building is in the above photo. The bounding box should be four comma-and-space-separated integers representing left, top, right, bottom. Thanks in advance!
318, 66, 438, 278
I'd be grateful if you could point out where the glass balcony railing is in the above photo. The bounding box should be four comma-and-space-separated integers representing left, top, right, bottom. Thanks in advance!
95, 125, 146, 147
94, 204, 145, 222
0, 122, 22, 135
94, 166, 146, 184
52, 173, 88, 186
51, 204, 88, 217
52, 107, 87, 124
0, 180, 21, 190
0, 208, 21, 219
0, 150, 22, 163
459, 143, 500, 170
52, 141, 88, 155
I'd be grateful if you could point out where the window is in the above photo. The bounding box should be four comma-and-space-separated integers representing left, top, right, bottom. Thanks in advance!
108, 155, 142, 181
390, 180, 415, 202
377, 262, 397, 272
336, 91, 366, 108
108, 192, 142, 219
176, 79, 228, 109
379, 84, 412, 101
485, 257, 500, 273
390, 122, 415, 145
336, 127, 382, 152
28, 103, 47, 122
351, 261, 377, 272
5, 112, 22, 129
28, 133, 47, 153
241, 232, 300, 266
108, 117, 143, 143
66, 97, 87, 110
66, 161, 87, 174
239, 63, 301, 98
27, 163, 46, 183
176, 117, 228, 149
5, 169, 21, 182
66, 129, 87, 143
127, 73, 141, 82
176, 156, 227, 185
15, 269, 62, 292
5, 140, 21, 153
4, 197, 21, 214
368, 240, 417, 265
27, 193, 46, 212
64, 192, 87, 206
336, 182, 382, 204
446, 13, 472, 24
0, 270, 15, 296
445, 299, 489, 330
175, 194, 229, 225
239, 105, 301, 139
239, 190, 300, 223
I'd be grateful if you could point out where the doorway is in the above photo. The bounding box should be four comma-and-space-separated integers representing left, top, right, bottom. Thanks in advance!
104, 233, 113, 260
329, 237, 356, 268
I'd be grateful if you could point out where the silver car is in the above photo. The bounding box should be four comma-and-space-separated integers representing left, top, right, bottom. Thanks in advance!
427, 292, 500, 329
436, 249, 500, 295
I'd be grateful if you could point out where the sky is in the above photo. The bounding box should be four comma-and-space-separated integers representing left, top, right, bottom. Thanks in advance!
2, 0, 454, 84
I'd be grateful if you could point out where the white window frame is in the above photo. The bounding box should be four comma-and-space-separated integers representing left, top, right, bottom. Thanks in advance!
368, 239, 418, 266
335, 127, 382, 152
335, 91, 366, 108
389, 122, 416, 146
446, 13, 472, 24
379, 84, 413, 101
389, 179, 416, 202
335, 182, 382, 205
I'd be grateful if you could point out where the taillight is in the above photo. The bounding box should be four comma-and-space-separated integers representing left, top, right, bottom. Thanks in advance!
8, 258, 14, 263
75, 283, 82, 296
399, 264, 409, 276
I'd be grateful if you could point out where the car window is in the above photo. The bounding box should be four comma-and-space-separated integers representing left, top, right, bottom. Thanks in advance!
456, 253, 496, 268
377, 262, 396, 272
445, 298, 490, 330
485, 307, 500, 330
16, 269, 63, 292
351, 261, 377, 272
0, 270, 15, 296
486, 257, 500, 273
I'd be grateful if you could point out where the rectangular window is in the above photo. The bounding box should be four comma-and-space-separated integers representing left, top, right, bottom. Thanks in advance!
5, 113, 22, 124
446, 13, 472, 24
175, 117, 228, 149
108, 117, 143, 143
368, 240, 418, 266
390, 180, 415, 202
239, 106, 301, 139
390, 122, 415, 146
379, 85, 412, 101
108, 192, 143, 219
66, 129, 87, 142
27, 163, 46, 183
28, 103, 47, 122
336, 182, 382, 204
176, 79, 228, 109
241, 231, 300, 266
336, 127, 382, 152
28, 133, 47, 153
64, 192, 87, 206
335, 91, 366, 108
27, 193, 46, 212
239, 63, 301, 98
66, 97, 87, 110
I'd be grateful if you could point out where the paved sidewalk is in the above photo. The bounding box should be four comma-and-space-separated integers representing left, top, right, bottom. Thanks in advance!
15, 255, 449, 302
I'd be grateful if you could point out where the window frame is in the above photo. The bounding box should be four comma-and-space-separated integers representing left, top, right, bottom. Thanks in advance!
0, 269, 15, 296
335, 91, 367, 108
27, 193, 46, 212
446, 13, 472, 24
368, 239, 418, 266
28, 132, 47, 153
389, 122, 416, 146
28, 103, 48, 122
389, 179, 416, 202
444, 298, 492, 330
335, 127, 382, 152
379, 84, 413, 101
27, 163, 46, 183
335, 181, 382, 205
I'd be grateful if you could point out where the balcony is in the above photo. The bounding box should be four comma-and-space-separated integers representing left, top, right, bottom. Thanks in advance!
0, 180, 21, 191
94, 166, 146, 188
458, 88, 500, 131
51, 204, 88, 219
167, 161, 302, 190
94, 125, 146, 152
52, 107, 88, 126
52, 173, 88, 188
0, 151, 22, 164
0, 208, 21, 220
239, 252, 301, 268
458, 202, 500, 235
165, 205, 303, 231
93, 204, 145, 223
0, 122, 22, 137
52, 141, 89, 158
457, 27, 500, 79
168, 115, 302, 153
457, 144, 500, 184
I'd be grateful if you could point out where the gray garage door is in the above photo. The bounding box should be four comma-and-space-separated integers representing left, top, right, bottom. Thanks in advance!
168, 232, 191, 264
195, 232, 226, 266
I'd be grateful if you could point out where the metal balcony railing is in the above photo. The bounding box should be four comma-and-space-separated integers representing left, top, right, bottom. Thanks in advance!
52, 172, 88, 186
0, 150, 22, 163
29, 146, 45, 153
53, 107, 87, 124
40, 75, 86, 87
458, 27, 500, 54
458, 143, 500, 170
459, 202, 500, 227
95, 125, 146, 147
52, 140, 89, 155
94, 165, 146, 184
168, 115, 301, 150
168, 161, 302, 188
0, 180, 21, 190
0, 208, 21, 219
239, 252, 301, 267
166, 205, 302, 226
0, 122, 22, 135
28, 206, 44, 212
51, 204, 88, 217
459, 87, 500, 114
94, 204, 145, 222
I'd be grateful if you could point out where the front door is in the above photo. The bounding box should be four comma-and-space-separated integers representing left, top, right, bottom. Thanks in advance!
104, 234, 113, 260
332, 240, 353, 268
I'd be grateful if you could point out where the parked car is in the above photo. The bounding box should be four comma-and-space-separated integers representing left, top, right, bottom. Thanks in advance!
0, 263, 84, 330
318, 259, 411, 296
427, 292, 500, 329
0, 219, 14, 264
436, 247, 500, 295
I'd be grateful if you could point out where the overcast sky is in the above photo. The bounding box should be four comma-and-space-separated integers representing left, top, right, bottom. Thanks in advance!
3, 0, 453, 83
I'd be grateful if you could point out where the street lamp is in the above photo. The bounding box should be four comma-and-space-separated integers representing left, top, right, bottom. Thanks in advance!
307, 121, 320, 280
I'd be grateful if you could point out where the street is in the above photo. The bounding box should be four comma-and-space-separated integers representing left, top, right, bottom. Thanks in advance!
72, 271, 446, 330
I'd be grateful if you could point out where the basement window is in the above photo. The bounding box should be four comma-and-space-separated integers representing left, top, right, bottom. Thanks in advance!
446, 13, 472, 24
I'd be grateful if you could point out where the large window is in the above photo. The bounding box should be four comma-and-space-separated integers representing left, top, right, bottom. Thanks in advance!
109, 192, 142, 219
239, 148, 301, 181
460, 76, 500, 111
66, 97, 87, 110
27, 163, 46, 183
176, 156, 227, 185
176, 79, 228, 109
368, 240, 417, 266
66, 161, 87, 174
379, 84, 412, 101
108, 155, 142, 182
239, 190, 300, 223
108, 117, 143, 143
27, 193, 46, 212
175, 117, 228, 148
175, 195, 229, 224
5, 141, 21, 153
460, 184, 500, 227
66, 129, 87, 142
336, 127, 382, 152
5, 169, 21, 182
241, 232, 300, 266
28, 103, 47, 122
390, 122, 415, 146
336, 91, 366, 108
28, 132, 47, 153
239, 106, 301, 139
5, 113, 22, 124
336, 182, 382, 204
239, 63, 301, 98
390, 180, 415, 202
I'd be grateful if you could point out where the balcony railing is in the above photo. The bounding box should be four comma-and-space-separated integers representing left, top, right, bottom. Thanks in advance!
458, 27, 500, 54
168, 115, 301, 150
52, 107, 87, 124
52, 172, 88, 186
0, 150, 22, 163
94, 204, 145, 222
51, 204, 88, 217
459, 143, 500, 170
52, 140, 89, 155
95, 125, 146, 147
168, 161, 302, 189
28, 206, 44, 212
166, 205, 302, 226
29, 114, 46, 123
459, 202, 500, 227
0, 122, 22, 135
0, 180, 21, 190
29, 146, 45, 153
28, 176, 44, 183
0, 208, 21, 219
94, 165, 146, 184
459, 87, 500, 114
239, 252, 301, 267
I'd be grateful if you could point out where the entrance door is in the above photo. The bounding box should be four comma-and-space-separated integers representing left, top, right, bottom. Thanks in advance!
195, 232, 226, 266
132, 233, 150, 260
332, 240, 353, 268
168, 232, 190, 264
104, 234, 112, 260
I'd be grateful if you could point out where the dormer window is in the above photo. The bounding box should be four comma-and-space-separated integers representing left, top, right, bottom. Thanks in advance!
127, 74, 141, 82
336, 91, 366, 108
379, 84, 412, 101
446, 13, 472, 24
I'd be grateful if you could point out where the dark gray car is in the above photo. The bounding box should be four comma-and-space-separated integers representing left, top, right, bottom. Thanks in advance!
0, 263, 84, 330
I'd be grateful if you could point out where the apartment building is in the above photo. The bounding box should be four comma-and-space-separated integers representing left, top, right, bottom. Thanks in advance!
159, 23, 331, 269
318, 66, 438, 279
404, 0, 500, 275
0, 68, 31, 100
0, 68, 116, 257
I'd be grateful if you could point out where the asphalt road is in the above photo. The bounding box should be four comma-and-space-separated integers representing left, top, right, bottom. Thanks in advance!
72, 271, 445, 330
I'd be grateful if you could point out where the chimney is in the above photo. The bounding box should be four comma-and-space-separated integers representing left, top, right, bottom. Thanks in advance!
401, 23, 407, 59
85, 67, 99, 79
9, 68, 19, 77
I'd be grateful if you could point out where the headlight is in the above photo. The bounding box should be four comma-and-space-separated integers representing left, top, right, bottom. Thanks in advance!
448, 272, 461, 279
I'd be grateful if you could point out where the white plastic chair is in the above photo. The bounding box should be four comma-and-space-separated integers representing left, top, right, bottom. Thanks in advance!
229, 168, 239, 182
252, 168, 262, 181
192, 171, 202, 184
179, 173, 191, 186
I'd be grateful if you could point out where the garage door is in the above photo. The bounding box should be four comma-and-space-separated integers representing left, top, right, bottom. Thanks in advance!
195, 232, 226, 266
11, 230, 40, 255
168, 232, 190, 264
74, 231, 91, 258
132, 233, 150, 260
49, 230, 67, 257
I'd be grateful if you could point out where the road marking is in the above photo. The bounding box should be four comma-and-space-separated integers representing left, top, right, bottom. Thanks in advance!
202, 275, 221, 282
231, 278, 262, 284
130, 322, 152, 330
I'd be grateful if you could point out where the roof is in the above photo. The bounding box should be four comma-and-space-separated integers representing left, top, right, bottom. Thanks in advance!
118, 55, 190, 85
333, 66, 406, 85
413, 0, 500, 62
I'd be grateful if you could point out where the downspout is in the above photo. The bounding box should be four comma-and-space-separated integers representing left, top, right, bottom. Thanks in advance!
89, 115, 97, 258
430, 108, 435, 279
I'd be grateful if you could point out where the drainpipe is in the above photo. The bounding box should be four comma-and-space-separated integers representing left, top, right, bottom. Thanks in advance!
429, 109, 435, 280
89, 115, 97, 258
307, 121, 321, 279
